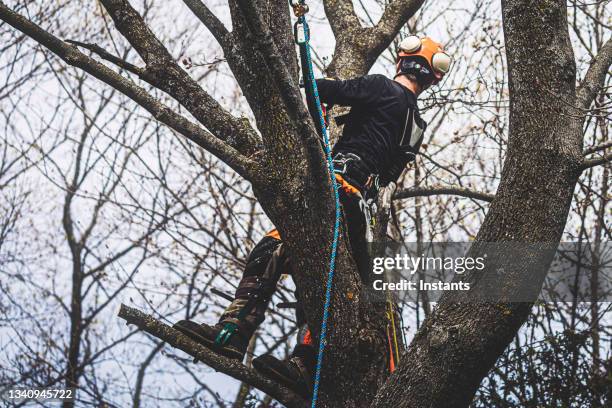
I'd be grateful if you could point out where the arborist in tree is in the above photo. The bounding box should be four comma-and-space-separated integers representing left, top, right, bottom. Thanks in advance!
173, 36, 451, 398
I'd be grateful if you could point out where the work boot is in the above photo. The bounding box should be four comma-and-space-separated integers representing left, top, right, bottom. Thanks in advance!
173, 319, 251, 361
174, 233, 286, 362
173, 257, 280, 362
253, 344, 316, 399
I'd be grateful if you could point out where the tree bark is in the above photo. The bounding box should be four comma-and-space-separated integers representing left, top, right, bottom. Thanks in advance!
371, 1, 591, 406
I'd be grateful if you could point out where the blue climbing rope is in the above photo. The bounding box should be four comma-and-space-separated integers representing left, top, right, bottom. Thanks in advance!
292, 2, 341, 406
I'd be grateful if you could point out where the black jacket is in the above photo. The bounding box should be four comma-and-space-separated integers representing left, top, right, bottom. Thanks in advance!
316, 74, 427, 186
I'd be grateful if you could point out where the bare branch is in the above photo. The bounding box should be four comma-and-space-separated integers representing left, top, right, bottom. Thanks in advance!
581, 152, 612, 171
0, 1, 261, 181
99, 0, 260, 156
182, 0, 230, 47
374, 0, 425, 42
64, 39, 144, 76
117, 304, 308, 408
99, 0, 179, 66
393, 186, 495, 202
576, 38, 612, 110
583, 140, 612, 155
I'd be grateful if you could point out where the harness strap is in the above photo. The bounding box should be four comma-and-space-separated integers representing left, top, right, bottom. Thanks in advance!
332, 152, 380, 200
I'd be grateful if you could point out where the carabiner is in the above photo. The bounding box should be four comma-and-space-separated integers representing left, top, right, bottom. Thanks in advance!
290, 0, 309, 17
294, 21, 308, 45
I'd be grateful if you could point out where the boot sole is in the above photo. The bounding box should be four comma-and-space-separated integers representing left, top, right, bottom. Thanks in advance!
253, 357, 310, 399
174, 324, 244, 361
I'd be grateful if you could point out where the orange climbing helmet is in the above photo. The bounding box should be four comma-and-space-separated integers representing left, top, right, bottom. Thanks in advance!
395, 36, 451, 85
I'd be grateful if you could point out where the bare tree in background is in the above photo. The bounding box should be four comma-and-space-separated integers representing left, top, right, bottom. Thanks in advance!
0, 0, 610, 407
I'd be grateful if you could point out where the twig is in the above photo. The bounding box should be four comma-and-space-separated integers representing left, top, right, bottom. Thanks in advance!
64, 39, 144, 76
581, 152, 612, 171
393, 186, 495, 202
583, 140, 612, 155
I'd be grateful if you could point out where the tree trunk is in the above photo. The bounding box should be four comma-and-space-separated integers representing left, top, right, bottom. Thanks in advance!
230, 2, 391, 406
372, 1, 585, 406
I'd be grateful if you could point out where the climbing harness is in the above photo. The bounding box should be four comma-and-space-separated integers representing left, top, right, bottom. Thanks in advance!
332, 153, 380, 241
291, 1, 342, 406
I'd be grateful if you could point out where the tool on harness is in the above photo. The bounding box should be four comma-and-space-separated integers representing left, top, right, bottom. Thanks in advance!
292, 1, 342, 406
385, 298, 402, 373
379, 181, 406, 372
332, 153, 380, 200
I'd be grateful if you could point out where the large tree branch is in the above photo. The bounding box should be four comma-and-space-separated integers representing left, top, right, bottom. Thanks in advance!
394, 186, 495, 202
373, 1, 585, 406
323, 0, 367, 77
234, 0, 328, 182
576, 37, 612, 110
0, 2, 261, 181
99, 0, 260, 156
117, 305, 307, 408
222, 7, 391, 406
325, 0, 424, 77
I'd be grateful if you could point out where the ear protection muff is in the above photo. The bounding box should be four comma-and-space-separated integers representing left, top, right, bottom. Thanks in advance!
398, 36, 422, 54
397, 36, 452, 83
431, 52, 451, 74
